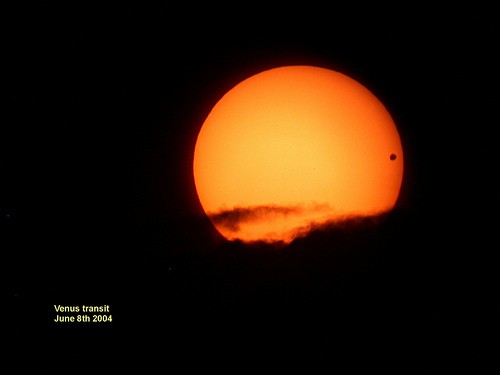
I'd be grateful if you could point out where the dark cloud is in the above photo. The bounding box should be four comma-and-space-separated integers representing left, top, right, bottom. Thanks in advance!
294, 212, 388, 235
207, 203, 332, 233
284, 211, 390, 248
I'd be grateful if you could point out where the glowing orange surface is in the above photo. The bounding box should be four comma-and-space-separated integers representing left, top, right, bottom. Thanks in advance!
193, 66, 403, 243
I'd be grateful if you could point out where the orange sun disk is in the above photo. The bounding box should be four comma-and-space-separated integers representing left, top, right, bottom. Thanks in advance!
193, 66, 403, 244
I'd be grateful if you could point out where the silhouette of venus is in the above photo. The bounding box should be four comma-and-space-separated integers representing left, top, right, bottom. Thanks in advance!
193, 66, 403, 243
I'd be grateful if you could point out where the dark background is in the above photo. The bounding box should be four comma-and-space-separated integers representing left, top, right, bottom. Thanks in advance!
1, 3, 498, 371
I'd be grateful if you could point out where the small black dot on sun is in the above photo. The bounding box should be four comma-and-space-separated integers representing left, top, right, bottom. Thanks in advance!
390, 153, 397, 161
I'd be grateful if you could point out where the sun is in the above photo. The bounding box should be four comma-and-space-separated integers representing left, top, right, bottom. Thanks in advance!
193, 65, 403, 244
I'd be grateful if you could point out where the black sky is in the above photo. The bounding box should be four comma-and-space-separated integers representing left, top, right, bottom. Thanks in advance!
1, 3, 498, 371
